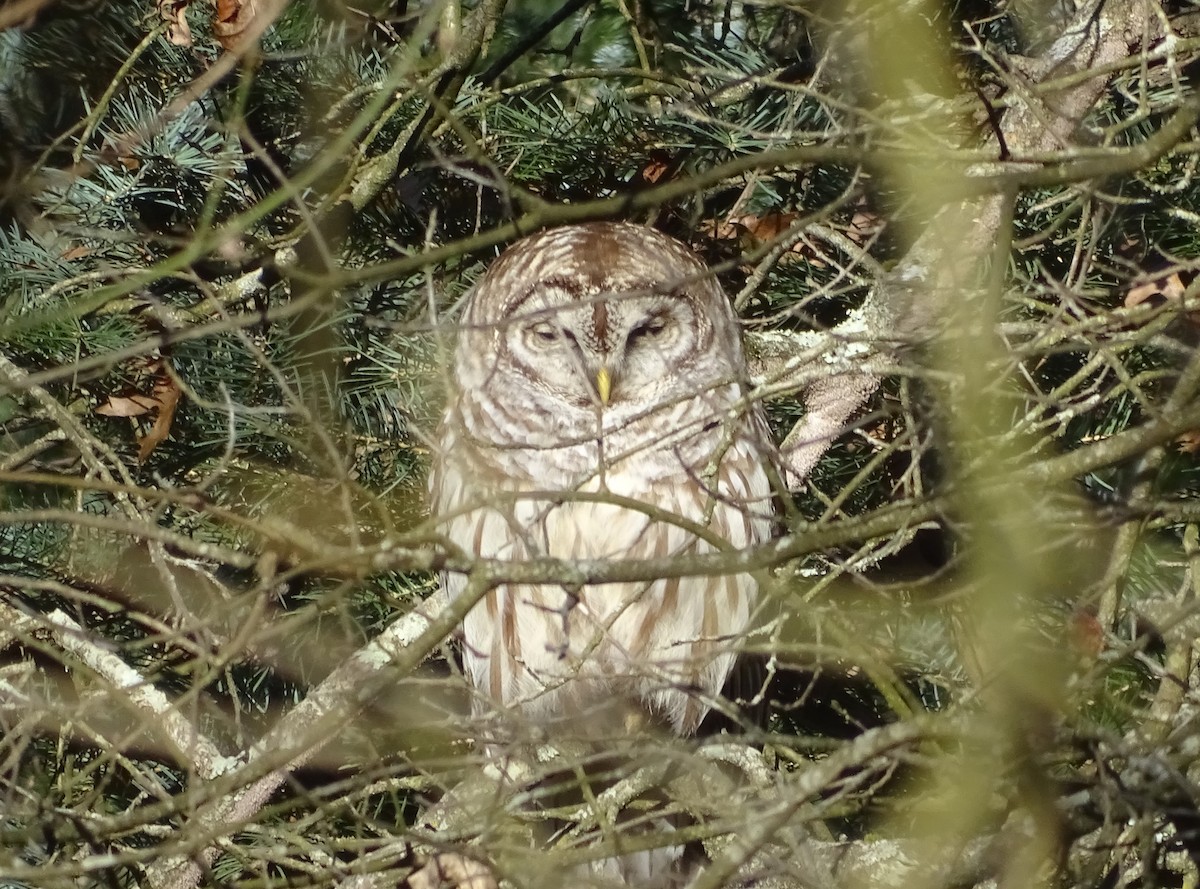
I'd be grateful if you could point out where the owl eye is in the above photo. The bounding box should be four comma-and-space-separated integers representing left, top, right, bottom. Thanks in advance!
628, 313, 670, 345
526, 321, 580, 348
527, 322, 560, 344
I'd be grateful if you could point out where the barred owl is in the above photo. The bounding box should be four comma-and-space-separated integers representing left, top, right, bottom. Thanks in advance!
429, 223, 776, 881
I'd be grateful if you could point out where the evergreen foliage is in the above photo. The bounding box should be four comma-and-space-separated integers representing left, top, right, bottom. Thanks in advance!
1, 1, 1199, 886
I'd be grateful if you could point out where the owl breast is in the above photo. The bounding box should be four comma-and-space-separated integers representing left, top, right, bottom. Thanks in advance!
437, 418, 771, 737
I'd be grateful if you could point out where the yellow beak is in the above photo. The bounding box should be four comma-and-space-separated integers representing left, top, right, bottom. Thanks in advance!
595, 366, 611, 406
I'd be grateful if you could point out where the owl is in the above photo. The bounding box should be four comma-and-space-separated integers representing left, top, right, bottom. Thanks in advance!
429, 222, 776, 880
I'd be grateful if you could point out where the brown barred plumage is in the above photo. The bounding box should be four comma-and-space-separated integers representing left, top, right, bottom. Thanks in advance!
429, 222, 777, 884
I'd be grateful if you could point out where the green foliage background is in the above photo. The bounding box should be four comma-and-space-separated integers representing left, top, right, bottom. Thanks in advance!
2, 0, 1200, 886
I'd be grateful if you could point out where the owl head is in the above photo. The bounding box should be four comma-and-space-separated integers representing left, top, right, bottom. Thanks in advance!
452, 223, 748, 442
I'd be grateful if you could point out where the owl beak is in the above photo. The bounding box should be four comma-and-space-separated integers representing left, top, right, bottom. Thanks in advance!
595, 366, 612, 405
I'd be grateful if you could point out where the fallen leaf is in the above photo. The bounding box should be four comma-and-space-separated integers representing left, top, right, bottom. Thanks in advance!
215, 0, 260, 50
1069, 608, 1105, 659
640, 150, 675, 184
1123, 269, 1200, 326
847, 208, 884, 241
699, 218, 744, 241
1124, 271, 1187, 308
702, 204, 886, 270
702, 213, 820, 265
95, 361, 183, 461
96, 394, 159, 418
0, 0, 55, 30
159, 0, 194, 47
1175, 430, 1200, 454
739, 211, 801, 244
137, 377, 182, 463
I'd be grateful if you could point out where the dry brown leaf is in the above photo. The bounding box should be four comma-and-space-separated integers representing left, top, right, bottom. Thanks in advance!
0, 0, 55, 30
702, 212, 799, 244
739, 211, 801, 244
1122, 270, 1200, 327
214, 0, 259, 50
95, 362, 183, 462
847, 208, 884, 241
702, 207, 884, 270
640, 150, 674, 184
703, 213, 820, 266
96, 394, 160, 418
698, 218, 744, 241
137, 377, 182, 463
1175, 430, 1200, 454
641, 159, 670, 184
159, 0, 194, 47
1124, 271, 1187, 309
1069, 608, 1105, 659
